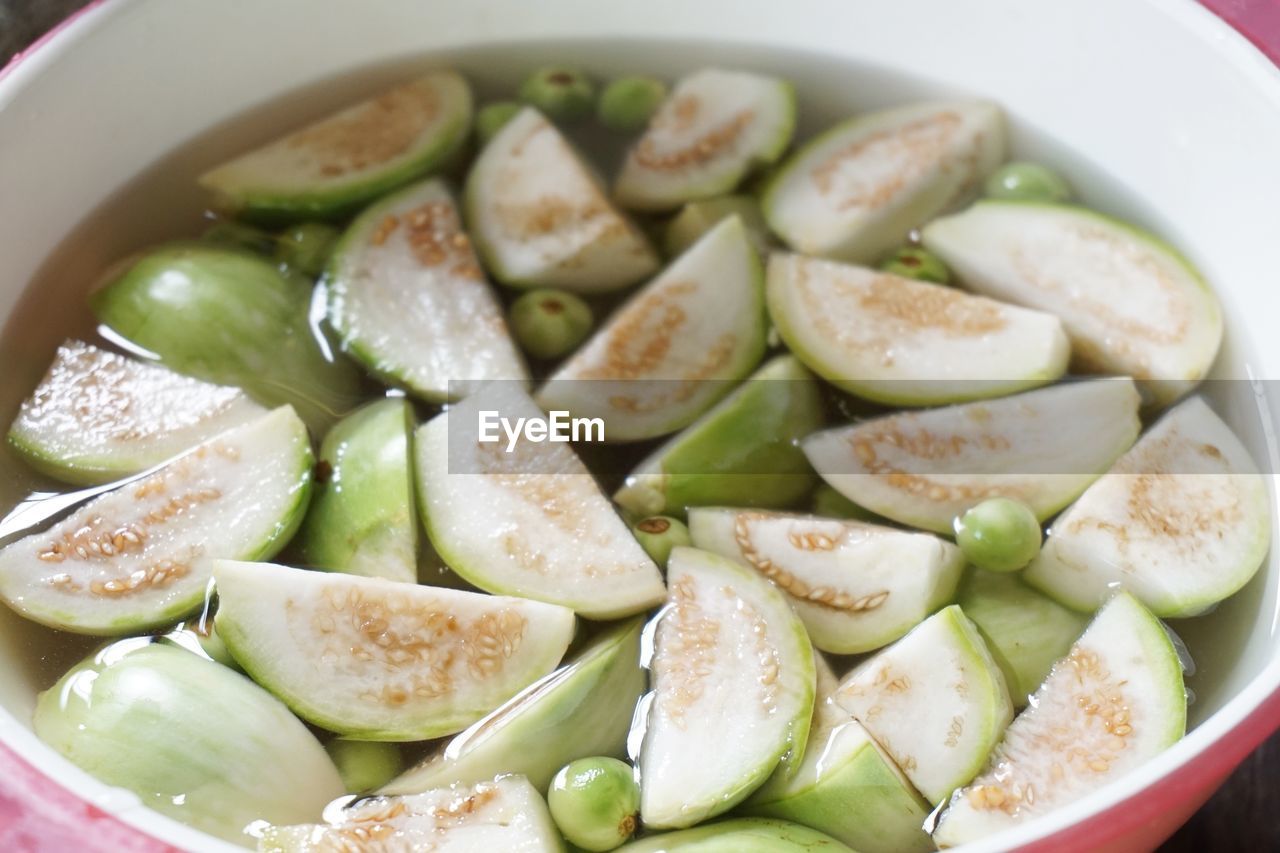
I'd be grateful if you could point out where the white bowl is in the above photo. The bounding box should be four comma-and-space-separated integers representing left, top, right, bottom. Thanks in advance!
1, 0, 1279, 850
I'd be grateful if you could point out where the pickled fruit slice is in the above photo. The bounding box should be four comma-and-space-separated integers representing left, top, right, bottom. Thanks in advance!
35, 641, 343, 845
7, 340, 264, 486
384, 618, 645, 794
199, 71, 472, 223
614, 68, 796, 210
326, 178, 527, 402
746, 657, 934, 853
922, 201, 1223, 404
465, 107, 659, 292
768, 253, 1069, 405
639, 547, 816, 828
0, 407, 311, 635
834, 604, 1012, 804
537, 216, 767, 441
90, 243, 363, 432
613, 356, 822, 518
262, 775, 562, 853
933, 593, 1186, 846
762, 100, 1005, 263
617, 818, 852, 852
688, 508, 963, 654
297, 398, 417, 583
1024, 396, 1270, 617
957, 568, 1089, 707
214, 560, 576, 740
416, 383, 665, 619
802, 379, 1142, 534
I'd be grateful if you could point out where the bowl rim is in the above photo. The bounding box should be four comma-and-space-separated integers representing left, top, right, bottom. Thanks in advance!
1, 0, 1280, 851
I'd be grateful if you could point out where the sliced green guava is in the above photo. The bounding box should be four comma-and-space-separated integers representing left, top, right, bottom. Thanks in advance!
1024, 396, 1270, 617
767, 252, 1069, 405
200, 71, 473, 223
0, 407, 311, 635
326, 178, 527, 402
639, 547, 816, 829
536, 215, 767, 441
214, 559, 576, 741
688, 507, 963, 654
802, 378, 1142, 534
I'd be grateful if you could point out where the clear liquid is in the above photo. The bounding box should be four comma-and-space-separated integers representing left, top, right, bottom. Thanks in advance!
0, 37, 1273, 829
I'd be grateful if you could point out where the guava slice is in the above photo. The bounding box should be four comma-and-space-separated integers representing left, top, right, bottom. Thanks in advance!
326, 178, 527, 402
536, 216, 767, 441
214, 560, 575, 740
34, 640, 343, 845
802, 378, 1142, 534
7, 340, 265, 486
933, 593, 1187, 846
762, 100, 1005, 263
261, 775, 563, 853
834, 604, 1013, 804
614, 68, 796, 211
613, 355, 822, 518
688, 507, 963, 654
199, 71, 473, 223
465, 106, 659, 292
297, 398, 417, 583
767, 253, 1069, 405
639, 546, 816, 828
1024, 396, 1270, 617
746, 656, 934, 853
90, 243, 363, 432
922, 200, 1223, 404
617, 818, 851, 852
0, 407, 311, 635
384, 618, 645, 795
957, 567, 1089, 708
415, 383, 666, 619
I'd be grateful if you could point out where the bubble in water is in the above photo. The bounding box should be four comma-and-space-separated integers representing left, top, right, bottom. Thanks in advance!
1162, 622, 1196, 677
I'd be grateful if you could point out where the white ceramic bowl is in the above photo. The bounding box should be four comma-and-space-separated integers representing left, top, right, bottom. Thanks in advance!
2, 0, 1280, 850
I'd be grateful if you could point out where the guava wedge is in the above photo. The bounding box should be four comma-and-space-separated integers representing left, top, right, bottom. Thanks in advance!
767, 253, 1069, 405
933, 593, 1187, 846
384, 617, 645, 795
957, 568, 1089, 708
1023, 396, 1270, 617
0, 407, 311, 635
617, 818, 851, 852
614, 68, 796, 211
214, 560, 576, 740
639, 547, 816, 829
762, 100, 1005, 263
536, 216, 768, 441
297, 398, 417, 583
802, 378, 1142, 534
416, 383, 666, 619
834, 604, 1012, 804
465, 106, 659, 292
745, 656, 934, 853
326, 178, 527, 402
664, 194, 773, 258
35, 640, 343, 845
922, 201, 1223, 404
613, 355, 822, 518
7, 340, 265, 486
261, 775, 563, 853
90, 243, 363, 432
199, 71, 473, 223
688, 507, 963, 654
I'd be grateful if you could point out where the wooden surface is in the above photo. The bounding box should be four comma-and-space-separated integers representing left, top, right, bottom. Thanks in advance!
3, 1, 1280, 850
